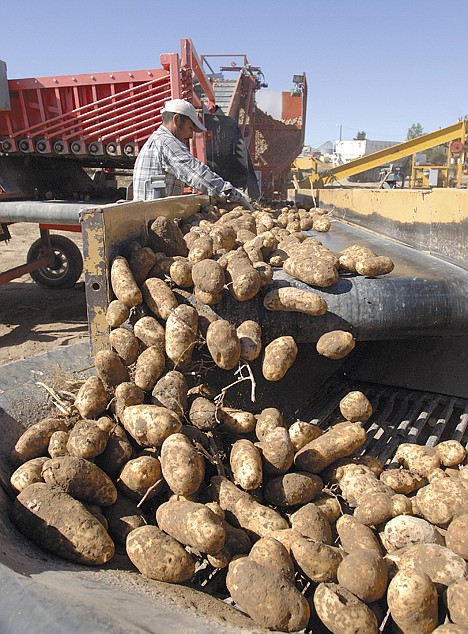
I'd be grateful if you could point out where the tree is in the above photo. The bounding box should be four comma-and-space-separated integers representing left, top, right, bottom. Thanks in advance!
354, 131, 366, 140
425, 145, 446, 165
407, 123, 423, 140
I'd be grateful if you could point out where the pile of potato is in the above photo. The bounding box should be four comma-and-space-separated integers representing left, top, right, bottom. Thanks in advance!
9, 201, 468, 633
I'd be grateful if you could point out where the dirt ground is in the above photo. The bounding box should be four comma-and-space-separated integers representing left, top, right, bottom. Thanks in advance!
0, 223, 88, 365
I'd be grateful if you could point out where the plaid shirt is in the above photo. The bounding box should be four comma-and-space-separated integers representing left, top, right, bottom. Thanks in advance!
132, 125, 233, 200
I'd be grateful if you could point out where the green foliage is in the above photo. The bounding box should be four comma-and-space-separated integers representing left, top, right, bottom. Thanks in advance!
354, 131, 366, 140
425, 145, 446, 165
407, 123, 424, 140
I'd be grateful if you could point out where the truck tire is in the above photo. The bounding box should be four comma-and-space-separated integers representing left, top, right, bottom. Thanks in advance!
27, 235, 83, 289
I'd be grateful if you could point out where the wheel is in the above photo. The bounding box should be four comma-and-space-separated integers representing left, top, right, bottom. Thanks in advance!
27, 235, 83, 288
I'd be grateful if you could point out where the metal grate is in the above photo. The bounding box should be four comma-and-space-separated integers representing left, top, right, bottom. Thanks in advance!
292, 377, 468, 465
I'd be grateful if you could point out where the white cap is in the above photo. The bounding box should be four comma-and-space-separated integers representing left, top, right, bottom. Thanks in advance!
161, 98, 206, 132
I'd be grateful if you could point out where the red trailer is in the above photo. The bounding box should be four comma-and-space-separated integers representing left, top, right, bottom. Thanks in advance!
0, 39, 306, 286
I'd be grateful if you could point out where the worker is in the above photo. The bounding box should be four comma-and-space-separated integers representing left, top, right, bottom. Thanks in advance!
132, 98, 251, 207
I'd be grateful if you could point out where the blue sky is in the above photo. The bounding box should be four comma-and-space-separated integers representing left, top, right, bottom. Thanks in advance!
2, 0, 467, 148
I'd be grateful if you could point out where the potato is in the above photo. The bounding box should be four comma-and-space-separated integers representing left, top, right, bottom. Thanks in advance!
133, 345, 165, 391
96, 423, 133, 479
133, 315, 165, 350
288, 419, 323, 451
13, 483, 115, 565
121, 404, 182, 447
313, 216, 331, 232
283, 253, 339, 288
432, 626, 467, 634
395, 443, 441, 478
262, 336, 298, 381
110, 256, 142, 307
11, 416, 69, 464
207, 548, 230, 569
253, 261, 273, 287
315, 493, 342, 523
259, 427, 294, 476
188, 234, 213, 262
194, 286, 222, 306
103, 494, 146, 546
165, 304, 198, 369
206, 319, 241, 370
383, 514, 444, 552
160, 433, 205, 496
263, 287, 328, 316
249, 536, 295, 580
336, 515, 381, 555
191, 258, 225, 293
109, 328, 139, 366
445, 513, 468, 559
387, 569, 438, 634
386, 543, 467, 589
219, 407, 256, 434
10, 457, 48, 493
290, 503, 332, 544
74, 376, 108, 419
294, 421, 366, 474
225, 248, 261, 301
339, 469, 394, 508
66, 419, 108, 460
128, 245, 156, 286
379, 468, 426, 494
141, 277, 178, 320
255, 407, 284, 441
264, 472, 323, 507
210, 223, 236, 252
95, 350, 129, 387
231, 495, 289, 539
113, 381, 145, 420
105, 299, 130, 327
355, 255, 394, 276
316, 330, 356, 359
148, 215, 188, 257
337, 550, 388, 603
230, 439, 263, 491
353, 491, 395, 525
447, 581, 468, 629
156, 499, 225, 555
169, 257, 193, 288
339, 245, 376, 273
48, 430, 69, 458
223, 521, 252, 557
436, 440, 466, 467
189, 397, 218, 431
117, 455, 163, 501
314, 583, 378, 634
42, 455, 117, 506
339, 391, 373, 422
150, 370, 188, 416
416, 478, 468, 526
226, 558, 310, 632
236, 320, 262, 361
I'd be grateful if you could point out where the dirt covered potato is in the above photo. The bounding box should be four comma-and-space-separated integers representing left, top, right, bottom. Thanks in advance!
13, 483, 115, 565
264, 472, 323, 507
95, 350, 129, 387
355, 255, 394, 276
230, 439, 263, 491
133, 315, 165, 350
225, 248, 261, 301
255, 407, 284, 441
337, 550, 388, 603
169, 257, 193, 288
236, 320, 262, 361
445, 513, 468, 559
189, 397, 218, 431
260, 427, 294, 476
148, 215, 188, 257
42, 455, 117, 506
48, 430, 69, 458
121, 404, 182, 447
165, 304, 198, 369
339, 390, 373, 422
435, 440, 466, 467
283, 253, 339, 288
96, 423, 133, 479
160, 433, 205, 496
105, 299, 130, 327
290, 502, 332, 544
447, 581, 468, 629
263, 287, 328, 316
156, 499, 225, 555
219, 407, 256, 434
191, 258, 225, 294
141, 277, 178, 321
110, 256, 142, 308
74, 376, 108, 419
379, 468, 426, 494
395, 443, 441, 478
206, 319, 240, 370
113, 381, 145, 420
316, 330, 355, 359
415, 477, 468, 526
387, 569, 438, 634
336, 515, 381, 555
262, 336, 298, 381
109, 328, 139, 366
11, 416, 69, 464
133, 345, 165, 391
382, 514, 444, 552
249, 536, 295, 580
387, 543, 467, 589
313, 583, 378, 634
294, 421, 366, 474
151, 370, 188, 416
226, 557, 310, 632
103, 494, 146, 546
117, 455, 163, 501
66, 419, 109, 460
10, 457, 48, 493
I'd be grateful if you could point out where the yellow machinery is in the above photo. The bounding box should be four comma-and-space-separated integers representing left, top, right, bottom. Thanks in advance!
293, 119, 468, 189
